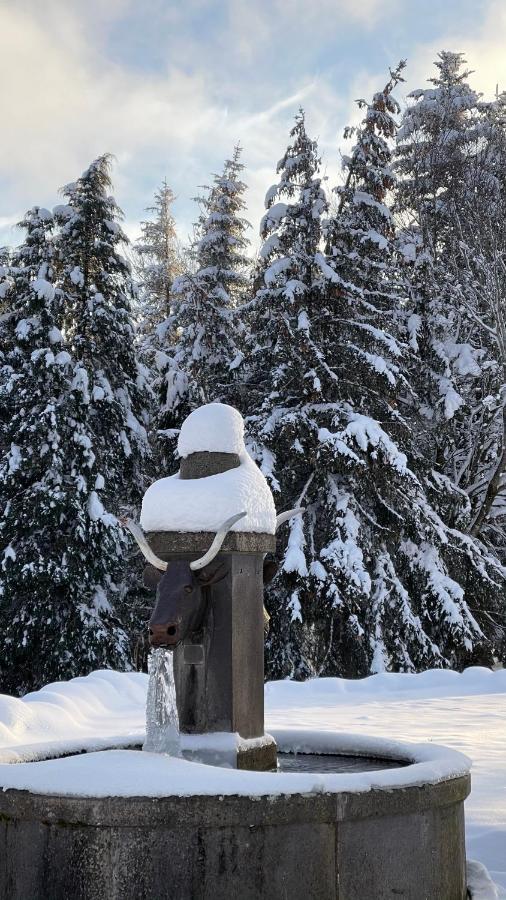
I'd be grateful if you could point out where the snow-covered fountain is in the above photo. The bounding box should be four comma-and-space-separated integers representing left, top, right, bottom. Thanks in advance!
127, 401, 286, 770
0, 404, 471, 899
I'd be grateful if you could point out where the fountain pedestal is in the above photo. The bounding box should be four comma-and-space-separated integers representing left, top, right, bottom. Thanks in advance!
147, 449, 277, 771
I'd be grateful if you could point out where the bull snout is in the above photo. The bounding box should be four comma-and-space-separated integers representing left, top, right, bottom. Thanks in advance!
149, 622, 180, 647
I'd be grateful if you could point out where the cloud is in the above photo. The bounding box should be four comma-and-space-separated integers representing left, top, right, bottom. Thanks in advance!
0, 7, 217, 170
0, 5, 218, 234
0, 0, 361, 248
2, 0, 503, 254
221, 0, 399, 70
400, 1, 506, 98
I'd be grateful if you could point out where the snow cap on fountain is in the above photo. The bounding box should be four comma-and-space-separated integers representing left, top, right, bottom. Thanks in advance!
177, 403, 244, 458
140, 403, 276, 534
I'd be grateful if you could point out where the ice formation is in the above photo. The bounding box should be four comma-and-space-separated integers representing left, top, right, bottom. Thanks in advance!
143, 649, 180, 757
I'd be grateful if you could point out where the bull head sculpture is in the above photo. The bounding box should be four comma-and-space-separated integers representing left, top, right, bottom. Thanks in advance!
121, 508, 303, 648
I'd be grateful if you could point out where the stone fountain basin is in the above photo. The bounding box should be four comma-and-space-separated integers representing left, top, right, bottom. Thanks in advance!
0, 729, 470, 900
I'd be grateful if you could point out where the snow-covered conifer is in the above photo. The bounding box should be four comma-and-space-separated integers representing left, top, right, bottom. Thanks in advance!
442, 93, 506, 557
0, 208, 131, 693
0, 247, 11, 311
0, 247, 14, 455
246, 110, 328, 403
395, 52, 487, 472
55, 156, 153, 667
55, 155, 151, 509
134, 180, 182, 370
395, 54, 506, 564
244, 109, 338, 676
248, 86, 504, 680
158, 147, 249, 456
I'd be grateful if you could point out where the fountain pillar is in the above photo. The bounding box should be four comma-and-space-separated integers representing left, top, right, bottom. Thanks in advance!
146, 449, 277, 771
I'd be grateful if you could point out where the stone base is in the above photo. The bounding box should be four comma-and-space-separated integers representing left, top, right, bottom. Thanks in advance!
237, 735, 277, 770
0, 770, 470, 900
181, 732, 278, 771
0, 732, 471, 900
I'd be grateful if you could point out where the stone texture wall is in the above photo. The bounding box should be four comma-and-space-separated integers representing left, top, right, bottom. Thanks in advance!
0, 772, 470, 899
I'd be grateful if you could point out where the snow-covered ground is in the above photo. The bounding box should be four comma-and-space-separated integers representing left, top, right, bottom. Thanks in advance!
0, 667, 505, 895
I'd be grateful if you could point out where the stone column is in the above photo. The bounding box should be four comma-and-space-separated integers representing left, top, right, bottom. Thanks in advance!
147, 451, 277, 771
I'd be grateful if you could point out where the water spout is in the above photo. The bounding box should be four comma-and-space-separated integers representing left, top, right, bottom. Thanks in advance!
143, 648, 181, 756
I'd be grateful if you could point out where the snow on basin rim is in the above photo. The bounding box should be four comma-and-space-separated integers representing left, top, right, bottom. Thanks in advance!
0, 729, 470, 799
140, 451, 276, 534
177, 403, 244, 458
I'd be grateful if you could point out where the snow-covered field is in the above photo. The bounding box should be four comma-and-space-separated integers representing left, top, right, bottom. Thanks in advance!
0, 667, 505, 895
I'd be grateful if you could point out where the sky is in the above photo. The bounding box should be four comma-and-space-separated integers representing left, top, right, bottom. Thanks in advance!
1, 0, 506, 252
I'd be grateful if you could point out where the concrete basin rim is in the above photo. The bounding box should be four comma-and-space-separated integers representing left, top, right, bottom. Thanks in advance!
0, 729, 471, 810
0, 772, 471, 829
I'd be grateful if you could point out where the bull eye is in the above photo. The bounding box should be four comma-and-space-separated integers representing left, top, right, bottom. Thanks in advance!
184, 585, 193, 594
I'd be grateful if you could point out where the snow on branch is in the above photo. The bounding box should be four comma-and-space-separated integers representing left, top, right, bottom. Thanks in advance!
320, 415, 408, 474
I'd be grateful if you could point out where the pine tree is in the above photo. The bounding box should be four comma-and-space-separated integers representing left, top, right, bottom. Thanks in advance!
0, 247, 14, 456
244, 110, 328, 409
394, 52, 487, 475
320, 63, 504, 675
444, 93, 506, 558
247, 88, 504, 681
0, 246, 14, 366
0, 246, 11, 311
395, 53, 506, 562
55, 155, 151, 512
134, 180, 181, 369
55, 155, 152, 657
0, 208, 131, 694
243, 108, 339, 676
158, 146, 250, 457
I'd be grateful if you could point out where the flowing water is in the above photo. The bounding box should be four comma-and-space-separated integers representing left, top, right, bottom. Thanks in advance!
143, 648, 181, 756
142, 650, 406, 771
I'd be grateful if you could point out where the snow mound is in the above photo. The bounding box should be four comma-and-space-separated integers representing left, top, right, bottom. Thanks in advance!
2, 665, 503, 764
467, 859, 500, 900
140, 450, 276, 534
0, 670, 146, 763
467, 860, 501, 899
2, 666, 505, 763
142, 404, 276, 533
265, 665, 506, 706
177, 403, 244, 458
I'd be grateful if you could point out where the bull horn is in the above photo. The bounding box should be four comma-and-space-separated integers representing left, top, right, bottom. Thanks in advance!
190, 511, 247, 571
275, 508, 304, 530
120, 517, 168, 572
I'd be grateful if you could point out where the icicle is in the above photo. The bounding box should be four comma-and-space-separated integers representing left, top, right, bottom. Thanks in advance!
143, 648, 181, 756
